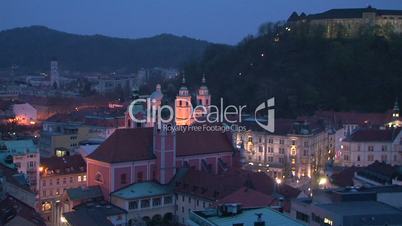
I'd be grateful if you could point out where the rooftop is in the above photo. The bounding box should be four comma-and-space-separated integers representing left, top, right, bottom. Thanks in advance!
40, 155, 86, 176
0, 139, 37, 155
344, 128, 401, 142
66, 186, 103, 201
111, 181, 171, 200
0, 195, 45, 226
63, 202, 126, 226
87, 127, 234, 163
316, 201, 402, 216
216, 187, 274, 208
191, 207, 305, 226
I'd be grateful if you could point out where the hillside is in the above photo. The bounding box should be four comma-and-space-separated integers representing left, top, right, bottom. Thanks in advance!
183, 23, 402, 117
0, 26, 210, 72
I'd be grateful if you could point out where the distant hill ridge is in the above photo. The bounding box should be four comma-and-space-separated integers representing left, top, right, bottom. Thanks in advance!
0, 26, 210, 72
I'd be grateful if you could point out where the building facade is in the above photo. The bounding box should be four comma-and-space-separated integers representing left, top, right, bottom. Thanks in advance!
288, 6, 402, 38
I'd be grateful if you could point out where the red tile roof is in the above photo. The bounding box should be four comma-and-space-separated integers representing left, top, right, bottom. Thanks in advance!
331, 166, 359, 187
86, 128, 154, 163
175, 168, 275, 201
87, 128, 234, 163
345, 128, 401, 142
216, 187, 274, 208
41, 155, 86, 176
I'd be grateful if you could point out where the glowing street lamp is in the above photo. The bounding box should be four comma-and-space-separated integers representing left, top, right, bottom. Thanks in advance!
318, 177, 328, 186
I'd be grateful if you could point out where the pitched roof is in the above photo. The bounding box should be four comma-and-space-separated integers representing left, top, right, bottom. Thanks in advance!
86, 128, 154, 163
0, 195, 46, 226
175, 168, 275, 201
345, 128, 401, 142
40, 155, 86, 176
216, 187, 274, 208
331, 166, 359, 187
87, 128, 234, 163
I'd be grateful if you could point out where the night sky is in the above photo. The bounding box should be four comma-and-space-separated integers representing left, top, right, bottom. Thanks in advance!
2, 0, 402, 44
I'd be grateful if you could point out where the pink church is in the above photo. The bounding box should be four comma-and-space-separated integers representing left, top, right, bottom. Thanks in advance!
86, 126, 234, 199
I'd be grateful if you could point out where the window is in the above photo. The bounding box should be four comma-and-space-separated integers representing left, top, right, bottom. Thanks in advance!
357, 155, 360, 161
121, 174, 127, 184
42, 180, 46, 187
129, 201, 138, 210
268, 147, 273, 153
83, 175, 87, 181
296, 211, 309, 223
304, 141, 308, 147
56, 178, 60, 185
164, 196, 173, 204
69, 177, 73, 183
137, 172, 143, 182
279, 157, 284, 164
188, 197, 191, 203
42, 190, 46, 197
382, 145, 387, 152
381, 154, 387, 162
63, 177, 66, 184
268, 157, 274, 162
141, 199, 150, 208
344, 155, 349, 161
49, 179, 53, 186
78, 176, 82, 182
368, 146, 374, 152
368, 155, 374, 161
279, 148, 285, 154
153, 198, 161, 206
303, 150, 308, 156
279, 139, 284, 145
268, 139, 273, 144
258, 146, 263, 152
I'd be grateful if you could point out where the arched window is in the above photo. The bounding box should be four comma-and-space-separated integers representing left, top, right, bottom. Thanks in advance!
95, 172, 103, 184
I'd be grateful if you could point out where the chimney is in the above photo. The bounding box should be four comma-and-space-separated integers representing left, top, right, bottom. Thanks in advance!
254, 213, 265, 226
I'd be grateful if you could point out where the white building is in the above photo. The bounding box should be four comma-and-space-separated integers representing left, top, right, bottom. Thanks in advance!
339, 128, 402, 167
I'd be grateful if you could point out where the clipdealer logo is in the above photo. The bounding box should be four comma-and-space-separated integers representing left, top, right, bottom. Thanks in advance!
128, 97, 275, 132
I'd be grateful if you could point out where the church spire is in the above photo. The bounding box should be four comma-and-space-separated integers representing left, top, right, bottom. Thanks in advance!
393, 97, 400, 119
202, 74, 206, 84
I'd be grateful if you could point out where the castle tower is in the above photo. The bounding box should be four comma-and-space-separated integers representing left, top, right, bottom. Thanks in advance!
393, 98, 400, 119
175, 75, 193, 126
50, 60, 60, 88
153, 125, 176, 184
196, 74, 211, 114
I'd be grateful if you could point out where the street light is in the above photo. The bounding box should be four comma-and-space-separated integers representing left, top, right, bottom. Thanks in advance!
318, 177, 328, 186
275, 178, 282, 185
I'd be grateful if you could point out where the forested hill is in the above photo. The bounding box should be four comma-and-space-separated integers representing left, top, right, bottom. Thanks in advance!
183, 23, 402, 117
0, 26, 210, 72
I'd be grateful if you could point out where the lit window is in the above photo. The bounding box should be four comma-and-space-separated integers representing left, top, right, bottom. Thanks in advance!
83, 175, 87, 181
41, 202, 52, 212
78, 176, 82, 182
